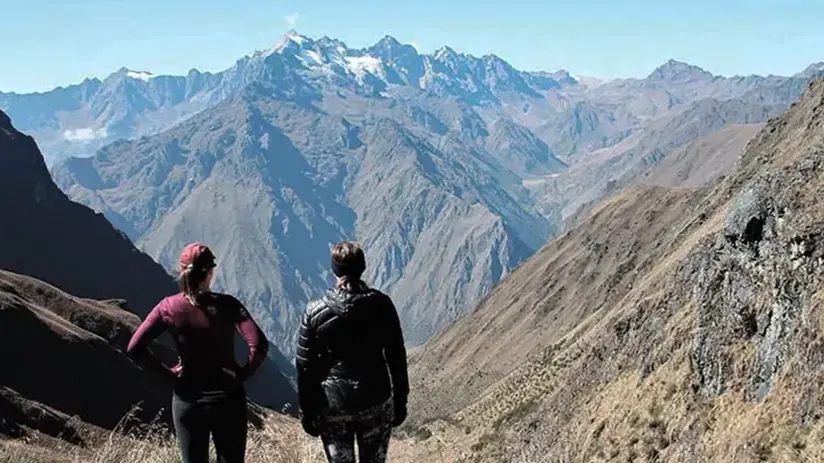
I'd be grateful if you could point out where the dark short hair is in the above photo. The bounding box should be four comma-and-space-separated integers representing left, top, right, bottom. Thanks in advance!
331, 241, 366, 279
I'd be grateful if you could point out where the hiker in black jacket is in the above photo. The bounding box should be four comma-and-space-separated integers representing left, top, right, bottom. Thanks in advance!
296, 241, 409, 463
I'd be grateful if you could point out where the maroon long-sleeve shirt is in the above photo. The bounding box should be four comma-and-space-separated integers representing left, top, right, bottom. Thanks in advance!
127, 292, 269, 398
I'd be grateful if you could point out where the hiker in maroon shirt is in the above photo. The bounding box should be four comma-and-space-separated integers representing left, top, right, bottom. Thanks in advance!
127, 243, 269, 463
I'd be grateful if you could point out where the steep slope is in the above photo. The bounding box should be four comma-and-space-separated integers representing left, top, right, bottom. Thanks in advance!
55, 85, 549, 355
0, 109, 296, 415
407, 78, 824, 462
644, 123, 763, 188
0, 109, 176, 316
408, 185, 704, 425
348, 117, 543, 340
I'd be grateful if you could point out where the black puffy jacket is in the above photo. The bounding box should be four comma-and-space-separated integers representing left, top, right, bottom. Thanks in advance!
296, 283, 409, 419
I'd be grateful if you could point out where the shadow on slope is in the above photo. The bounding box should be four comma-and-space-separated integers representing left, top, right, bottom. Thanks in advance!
0, 270, 175, 438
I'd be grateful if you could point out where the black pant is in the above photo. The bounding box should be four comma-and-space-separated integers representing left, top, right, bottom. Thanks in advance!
320, 400, 393, 463
171, 389, 248, 463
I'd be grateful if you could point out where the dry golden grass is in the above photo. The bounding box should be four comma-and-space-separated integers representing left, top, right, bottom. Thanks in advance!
0, 406, 436, 463
0, 408, 303, 463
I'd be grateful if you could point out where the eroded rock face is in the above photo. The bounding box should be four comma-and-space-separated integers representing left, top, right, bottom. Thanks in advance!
687, 149, 824, 402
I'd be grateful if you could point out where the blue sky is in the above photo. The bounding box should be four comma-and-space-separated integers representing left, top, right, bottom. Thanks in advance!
2, 0, 823, 93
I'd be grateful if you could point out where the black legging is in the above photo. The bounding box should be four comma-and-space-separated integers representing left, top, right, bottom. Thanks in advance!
172, 390, 248, 463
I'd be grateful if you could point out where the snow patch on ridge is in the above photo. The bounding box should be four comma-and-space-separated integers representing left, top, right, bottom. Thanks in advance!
299, 49, 324, 67
345, 55, 382, 77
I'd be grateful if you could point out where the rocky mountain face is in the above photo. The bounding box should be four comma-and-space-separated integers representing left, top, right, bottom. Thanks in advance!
53, 85, 550, 356
0, 110, 296, 418
42, 32, 824, 358
404, 78, 824, 462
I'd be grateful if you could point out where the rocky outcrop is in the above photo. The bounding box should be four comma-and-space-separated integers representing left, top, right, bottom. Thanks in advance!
687, 148, 824, 402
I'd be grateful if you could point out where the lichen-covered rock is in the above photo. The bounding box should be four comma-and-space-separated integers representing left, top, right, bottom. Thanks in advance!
724, 183, 770, 245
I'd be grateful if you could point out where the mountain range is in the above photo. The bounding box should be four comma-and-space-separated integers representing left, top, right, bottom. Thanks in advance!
0, 31, 579, 167
5, 32, 820, 169
7, 30, 824, 359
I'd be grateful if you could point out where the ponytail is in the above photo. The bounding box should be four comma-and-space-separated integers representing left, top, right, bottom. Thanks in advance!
178, 265, 210, 306
335, 275, 365, 293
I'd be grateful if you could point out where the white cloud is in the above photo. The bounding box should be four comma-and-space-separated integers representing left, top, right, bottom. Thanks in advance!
126, 70, 154, 81
63, 127, 108, 142
285, 13, 299, 28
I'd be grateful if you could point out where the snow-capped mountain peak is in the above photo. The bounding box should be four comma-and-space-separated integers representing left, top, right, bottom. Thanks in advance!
434, 45, 460, 62
261, 29, 313, 57
373, 35, 402, 51
366, 35, 420, 67
283, 29, 308, 45
103, 67, 155, 84
250, 30, 393, 82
